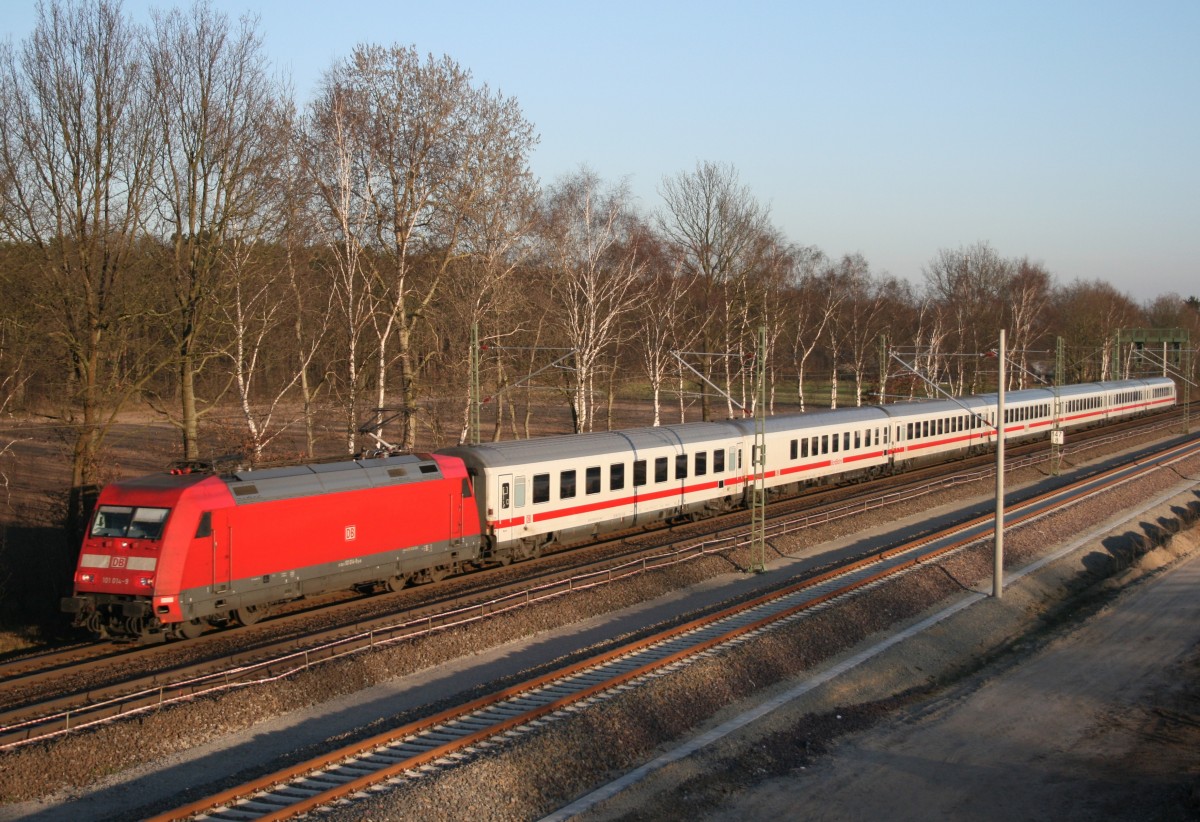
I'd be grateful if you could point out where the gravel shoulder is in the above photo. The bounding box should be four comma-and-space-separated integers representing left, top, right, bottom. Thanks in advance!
576, 480, 1200, 822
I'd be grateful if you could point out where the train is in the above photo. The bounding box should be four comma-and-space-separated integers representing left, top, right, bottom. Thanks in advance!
61, 377, 1176, 641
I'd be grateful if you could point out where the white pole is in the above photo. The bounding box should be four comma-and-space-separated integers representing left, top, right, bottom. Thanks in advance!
994, 329, 1006, 599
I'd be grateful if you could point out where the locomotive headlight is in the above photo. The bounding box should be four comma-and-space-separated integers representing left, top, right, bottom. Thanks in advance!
138, 576, 154, 587
80, 573, 94, 583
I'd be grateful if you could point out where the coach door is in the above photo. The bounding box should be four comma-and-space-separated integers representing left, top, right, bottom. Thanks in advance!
496, 473, 516, 544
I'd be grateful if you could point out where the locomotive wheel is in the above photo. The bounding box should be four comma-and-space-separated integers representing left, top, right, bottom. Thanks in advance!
428, 565, 450, 583
234, 604, 268, 626
175, 619, 205, 640
385, 574, 410, 593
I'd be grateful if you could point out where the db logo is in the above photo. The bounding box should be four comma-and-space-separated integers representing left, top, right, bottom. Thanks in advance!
345, 525, 357, 541
110, 556, 127, 568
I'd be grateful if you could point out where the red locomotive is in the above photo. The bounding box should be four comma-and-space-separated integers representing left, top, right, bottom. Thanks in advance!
61, 453, 482, 641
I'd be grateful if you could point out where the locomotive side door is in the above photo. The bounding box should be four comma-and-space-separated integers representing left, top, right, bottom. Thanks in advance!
211, 511, 232, 594
449, 481, 464, 546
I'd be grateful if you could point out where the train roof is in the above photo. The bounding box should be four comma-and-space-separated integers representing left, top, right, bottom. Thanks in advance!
728, 405, 891, 436
219, 453, 447, 504
441, 420, 741, 469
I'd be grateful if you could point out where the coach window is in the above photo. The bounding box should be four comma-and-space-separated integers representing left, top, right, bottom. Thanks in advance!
714, 448, 725, 472
800, 438, 809, 459
586, 466, 601, 495
675, 453, 688, 479
533, 473, 550, 504
501, 483, 511, 509
790, 439, 798, 460
831, 433, 839, 453
610, 463, 625, 491
695, 451, 707, 476
560, 470, 576, 500
854, 431, 861, 449
515, 476, 526, 507
821, 434, 829, 454
906, 423, 913, 440
633, 459, 647, 487
655, 456, 668, 483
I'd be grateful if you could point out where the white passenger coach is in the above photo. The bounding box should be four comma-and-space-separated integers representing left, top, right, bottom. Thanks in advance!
441, 377, 1175, 557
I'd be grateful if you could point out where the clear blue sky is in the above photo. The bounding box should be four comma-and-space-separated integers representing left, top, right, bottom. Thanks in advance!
6, 0, 1198, 301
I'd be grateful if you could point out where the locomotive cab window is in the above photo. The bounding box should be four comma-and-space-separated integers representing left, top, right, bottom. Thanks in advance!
91, 505, 170, 540
195, 511, 212, 539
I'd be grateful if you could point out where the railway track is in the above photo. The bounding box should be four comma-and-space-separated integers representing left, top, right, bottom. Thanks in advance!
0, 409, 1188, 748
149, 433, 1200, 821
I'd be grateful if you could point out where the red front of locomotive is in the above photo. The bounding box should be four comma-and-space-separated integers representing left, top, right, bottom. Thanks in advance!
61, 472, 235, 639
62, 453, 483, 641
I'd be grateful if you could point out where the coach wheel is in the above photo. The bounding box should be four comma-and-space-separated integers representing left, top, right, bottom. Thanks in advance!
175, 619, 205, 640
234, 604, 267, 626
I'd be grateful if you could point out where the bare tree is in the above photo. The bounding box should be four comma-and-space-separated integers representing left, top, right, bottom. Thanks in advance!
1006, 258, 1052, 388
638, 262, 695, 426
1051, 279, 1142, 381
0, 0, 156, 527
923, 242, 1011, 393
304, 82, 377, 453
537, 170, 649, 433
784, 247, 835, 413
658, 161, 771, 419
307, 44, 537, 451
145, 0, 287, 461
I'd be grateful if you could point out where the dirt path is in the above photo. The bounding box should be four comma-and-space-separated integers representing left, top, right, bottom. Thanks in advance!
704, 544, 1200, 821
